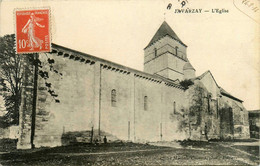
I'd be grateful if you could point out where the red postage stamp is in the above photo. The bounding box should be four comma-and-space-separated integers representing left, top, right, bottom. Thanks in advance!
15, 8, 51, 54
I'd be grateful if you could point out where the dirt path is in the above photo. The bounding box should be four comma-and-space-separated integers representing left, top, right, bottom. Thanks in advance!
50, 148, 172, 156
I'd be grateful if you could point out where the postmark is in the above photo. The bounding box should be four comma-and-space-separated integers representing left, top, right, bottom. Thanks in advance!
15, 8, 51, 54
233, 0, 259, 23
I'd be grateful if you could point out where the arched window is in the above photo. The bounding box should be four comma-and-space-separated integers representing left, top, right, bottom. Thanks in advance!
173, 101, 176, 114
111, 89, 116, 107
144, 96, 148, 111
154, 48, 157, 57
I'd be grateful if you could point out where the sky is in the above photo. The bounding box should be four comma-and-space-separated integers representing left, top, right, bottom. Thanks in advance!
0, 0, 259, 110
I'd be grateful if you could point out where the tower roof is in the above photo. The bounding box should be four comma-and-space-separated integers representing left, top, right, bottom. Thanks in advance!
145, 21, 186, 49
183, 62, 195, 70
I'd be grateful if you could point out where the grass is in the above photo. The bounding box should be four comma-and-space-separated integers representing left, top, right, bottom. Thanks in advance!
232, 145, 259, 156
0, 140, 259, 166
0, 139, 18, 152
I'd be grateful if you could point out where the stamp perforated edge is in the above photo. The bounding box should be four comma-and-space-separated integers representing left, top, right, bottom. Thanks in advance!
14, 7, 52, 54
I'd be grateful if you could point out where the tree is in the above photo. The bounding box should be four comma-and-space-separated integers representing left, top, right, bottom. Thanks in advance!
0, 34, 61, 128
189, 83, 211, 140
170, 107, 192, 138
170, 83, 211, 140
189, 85, 207, 125
0, 34, 24, 127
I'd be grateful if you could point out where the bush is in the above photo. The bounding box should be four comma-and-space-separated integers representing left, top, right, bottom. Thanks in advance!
180, 79, 194, 90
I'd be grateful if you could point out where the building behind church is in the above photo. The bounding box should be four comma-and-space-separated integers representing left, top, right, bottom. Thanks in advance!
248, 110, 260, 139
16, 21, 249, 149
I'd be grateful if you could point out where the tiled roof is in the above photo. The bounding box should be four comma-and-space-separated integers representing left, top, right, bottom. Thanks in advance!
219, 87, 243, 103
145, 21, 186, 49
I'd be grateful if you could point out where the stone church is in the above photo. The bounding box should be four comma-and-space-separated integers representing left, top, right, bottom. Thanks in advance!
17, 21, 250, 149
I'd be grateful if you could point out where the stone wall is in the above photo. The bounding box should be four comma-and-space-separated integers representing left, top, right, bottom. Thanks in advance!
34, 52, 96, 147
183, 78, 250, 141
0, 126, 19, 139
99, 64, 186, 142
144, 36, 187, 62
99, 67, 132, 141
220, 96, 250, 139
162, 82, 188, 141
144, 53, 169, 77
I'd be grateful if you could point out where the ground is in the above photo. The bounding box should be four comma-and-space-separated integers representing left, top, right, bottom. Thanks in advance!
0, 140, 259, 166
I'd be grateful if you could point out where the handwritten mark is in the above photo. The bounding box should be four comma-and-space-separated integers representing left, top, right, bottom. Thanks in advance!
178, 0, 188, 8
167, 0, 189, 9
233, 0, 259, 24
167, 3, 172, 10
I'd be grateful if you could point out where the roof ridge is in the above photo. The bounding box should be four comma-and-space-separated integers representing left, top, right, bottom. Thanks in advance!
196, 70, 210, 80
196, 70, 243, 102
220, 87, 243, 102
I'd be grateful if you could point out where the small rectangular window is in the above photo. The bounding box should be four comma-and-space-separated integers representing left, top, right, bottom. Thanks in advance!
175, 46, 178, 56
173, 101, 176, 114
144, 96, 148, 111
154, 48, 157, 57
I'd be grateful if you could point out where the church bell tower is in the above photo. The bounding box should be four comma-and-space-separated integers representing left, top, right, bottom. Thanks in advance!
144, 21, 195, 80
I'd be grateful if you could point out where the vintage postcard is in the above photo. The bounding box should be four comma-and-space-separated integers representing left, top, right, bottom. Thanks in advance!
0, 0, 259, 165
